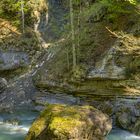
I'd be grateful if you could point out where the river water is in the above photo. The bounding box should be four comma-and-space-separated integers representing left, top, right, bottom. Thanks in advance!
0, 110, 140, 140
0, 110, 38, 140
106, 129, 140, 140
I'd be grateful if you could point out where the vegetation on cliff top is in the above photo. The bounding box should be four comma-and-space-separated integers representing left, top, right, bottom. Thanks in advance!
0, 0, 34, 29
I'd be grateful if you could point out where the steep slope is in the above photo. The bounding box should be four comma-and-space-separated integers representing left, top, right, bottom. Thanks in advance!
0, 0, 140, 138
33, 0, 140, 98
31, 0, 140, 136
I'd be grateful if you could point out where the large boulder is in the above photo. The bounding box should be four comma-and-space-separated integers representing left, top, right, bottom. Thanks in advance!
116, 103, 140, 136
25, 104, 112, 140
116, 110, 131, 129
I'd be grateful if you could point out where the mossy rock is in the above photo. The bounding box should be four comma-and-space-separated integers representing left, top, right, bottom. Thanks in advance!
25, 104, 112, 140
132, 118, 140, 136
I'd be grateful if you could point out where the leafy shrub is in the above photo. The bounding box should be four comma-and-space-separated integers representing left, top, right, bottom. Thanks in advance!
0, 0, 33, 28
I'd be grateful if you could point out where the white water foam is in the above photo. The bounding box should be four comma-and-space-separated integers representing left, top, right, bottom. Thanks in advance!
107, 129, 140, 140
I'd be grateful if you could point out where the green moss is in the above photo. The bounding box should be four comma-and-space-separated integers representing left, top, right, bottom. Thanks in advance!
25, 104, 97, 140
49, 116, 81, 137
0, 0, 34, 29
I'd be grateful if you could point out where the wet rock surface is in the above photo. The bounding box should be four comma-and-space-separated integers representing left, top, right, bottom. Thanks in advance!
90, 99, 140, 136
0, 75, 36, 112
3, 118, 21, 126
33, 91, 80, 111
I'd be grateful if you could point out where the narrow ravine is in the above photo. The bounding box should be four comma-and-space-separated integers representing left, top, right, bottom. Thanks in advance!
0, 0, 139, 140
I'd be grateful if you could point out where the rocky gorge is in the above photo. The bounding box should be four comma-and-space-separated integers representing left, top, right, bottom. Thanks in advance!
0, 0, 140, 140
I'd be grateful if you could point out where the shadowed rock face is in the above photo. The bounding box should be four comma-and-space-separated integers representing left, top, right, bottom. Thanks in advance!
115, 101, 140, 136
89, 99, 140, 136
35, 0, 68, 42
0, 52, 29, 71
0, 78, 7, 93
25, 104, 112, 140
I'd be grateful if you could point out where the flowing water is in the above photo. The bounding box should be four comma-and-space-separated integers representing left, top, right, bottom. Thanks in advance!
0, 110, 38, 140
0, 109, 140, 140
106, 129, 140, 140
0, 96, 140, 140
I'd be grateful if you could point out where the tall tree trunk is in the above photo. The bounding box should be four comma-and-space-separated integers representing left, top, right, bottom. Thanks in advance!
21, 0, 25, 33
77, 1, 81, 65
66, 48, 70, 70
70, 0, 76, 70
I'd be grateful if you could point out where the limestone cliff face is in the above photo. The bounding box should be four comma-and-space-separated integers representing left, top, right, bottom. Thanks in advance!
0, 5, 42, 112
30, 2, 140, 136
0, 0, 140, 138
33, 1, 140, 98
88, 34, 140, 80
32, 0, 68, 42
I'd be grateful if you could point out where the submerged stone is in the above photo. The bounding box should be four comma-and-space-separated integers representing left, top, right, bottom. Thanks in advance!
25, 104, 112, 140
4, 118, 21, 126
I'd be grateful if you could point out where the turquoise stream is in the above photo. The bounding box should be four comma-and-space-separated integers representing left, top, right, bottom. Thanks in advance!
0, 110, 140, 140
0, 110, 38, 140
106, 129, 140, 140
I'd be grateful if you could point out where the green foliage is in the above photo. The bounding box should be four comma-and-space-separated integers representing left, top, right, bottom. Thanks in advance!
70, 65, 86, 81
99, 0, 138, 5
0, 0, 33, 28
125, 57, 140, 77
99, 0, 138, 13
97, 0, 139, 22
